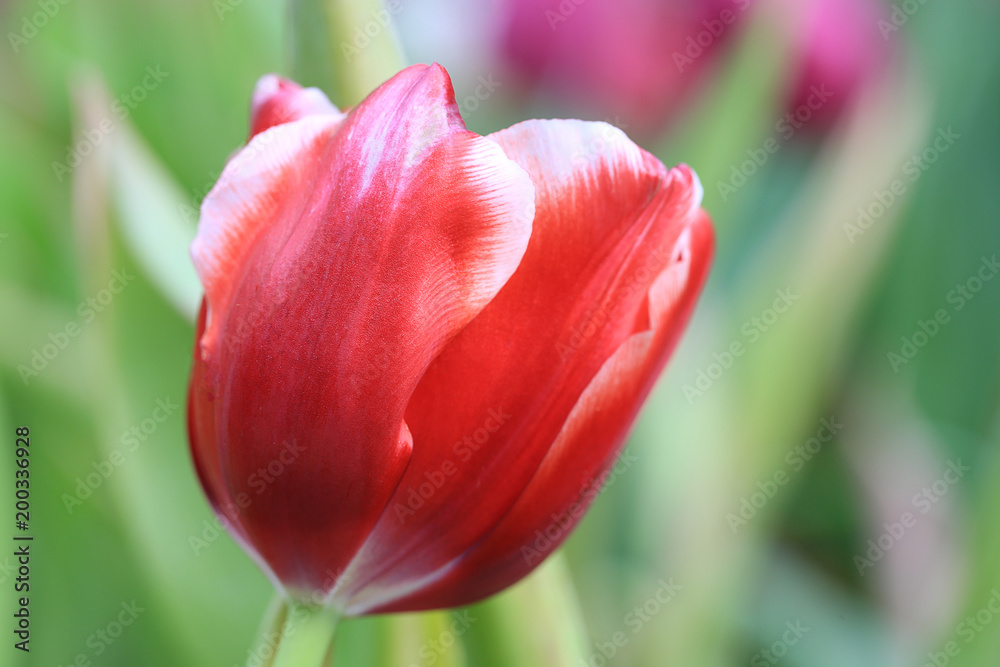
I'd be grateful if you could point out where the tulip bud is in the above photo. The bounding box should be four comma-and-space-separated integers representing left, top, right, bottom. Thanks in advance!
188, 63, 713, 614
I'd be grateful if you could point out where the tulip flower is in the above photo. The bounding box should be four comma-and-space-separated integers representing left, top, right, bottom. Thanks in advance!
187, 63, 713, 618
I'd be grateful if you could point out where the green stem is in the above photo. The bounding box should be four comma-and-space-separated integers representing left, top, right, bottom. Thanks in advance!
290, 0, 407, 106
249, 595, 341, 667
465, 554, 590, 666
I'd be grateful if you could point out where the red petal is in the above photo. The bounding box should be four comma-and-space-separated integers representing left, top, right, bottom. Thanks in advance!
376, 212, 713, 612
189, 299, 285, 584
188, 64, 534, 596
248, 74, 343, 139
188, 300, 226, 521
342, 120, 712, 613
191, 114, 341, 359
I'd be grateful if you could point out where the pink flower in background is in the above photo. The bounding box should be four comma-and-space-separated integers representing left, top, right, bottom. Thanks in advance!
499, 0, 893, 137
501, 0, 737, 137
779, 0, 894, 131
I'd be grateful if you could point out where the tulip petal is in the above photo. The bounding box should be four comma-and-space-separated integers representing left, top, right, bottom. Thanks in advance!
191, 114, 341, 358
188, 298, 288, 587
342, 120, 711, 612
189, 64, 534, 596
188, 301, 221, 514
248, 74, 343, 138
372, 211, 713, 612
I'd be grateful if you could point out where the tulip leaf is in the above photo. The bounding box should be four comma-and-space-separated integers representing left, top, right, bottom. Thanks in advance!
944, 431, 1000, 667
632, 63, 931, 667
657, 0, 797, 238
108, 119, 202, 323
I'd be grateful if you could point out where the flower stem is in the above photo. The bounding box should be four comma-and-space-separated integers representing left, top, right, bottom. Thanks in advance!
249, 595, 340, 667
465, 554, 590, 666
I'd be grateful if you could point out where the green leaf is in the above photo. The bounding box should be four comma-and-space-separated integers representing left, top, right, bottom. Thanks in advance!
108, 113, 202, 322
290, 0, 407, 106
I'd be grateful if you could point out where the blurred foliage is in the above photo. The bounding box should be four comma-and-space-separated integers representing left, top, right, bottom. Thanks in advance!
0, 0, 998, 666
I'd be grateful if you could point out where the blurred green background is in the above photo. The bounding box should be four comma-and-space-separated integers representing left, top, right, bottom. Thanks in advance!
1, 0, 998, 665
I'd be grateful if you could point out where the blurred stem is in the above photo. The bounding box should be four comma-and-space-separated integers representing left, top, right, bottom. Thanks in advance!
658, 0, 796, 234
290, 0, 406, 106
465, 554, 590, 666
253, 595, 340, 667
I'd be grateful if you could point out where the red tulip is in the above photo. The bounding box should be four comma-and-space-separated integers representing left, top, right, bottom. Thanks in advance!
187, 63, 713, 615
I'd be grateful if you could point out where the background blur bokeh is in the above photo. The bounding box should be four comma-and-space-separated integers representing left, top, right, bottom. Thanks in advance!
1, 0, 999, 665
